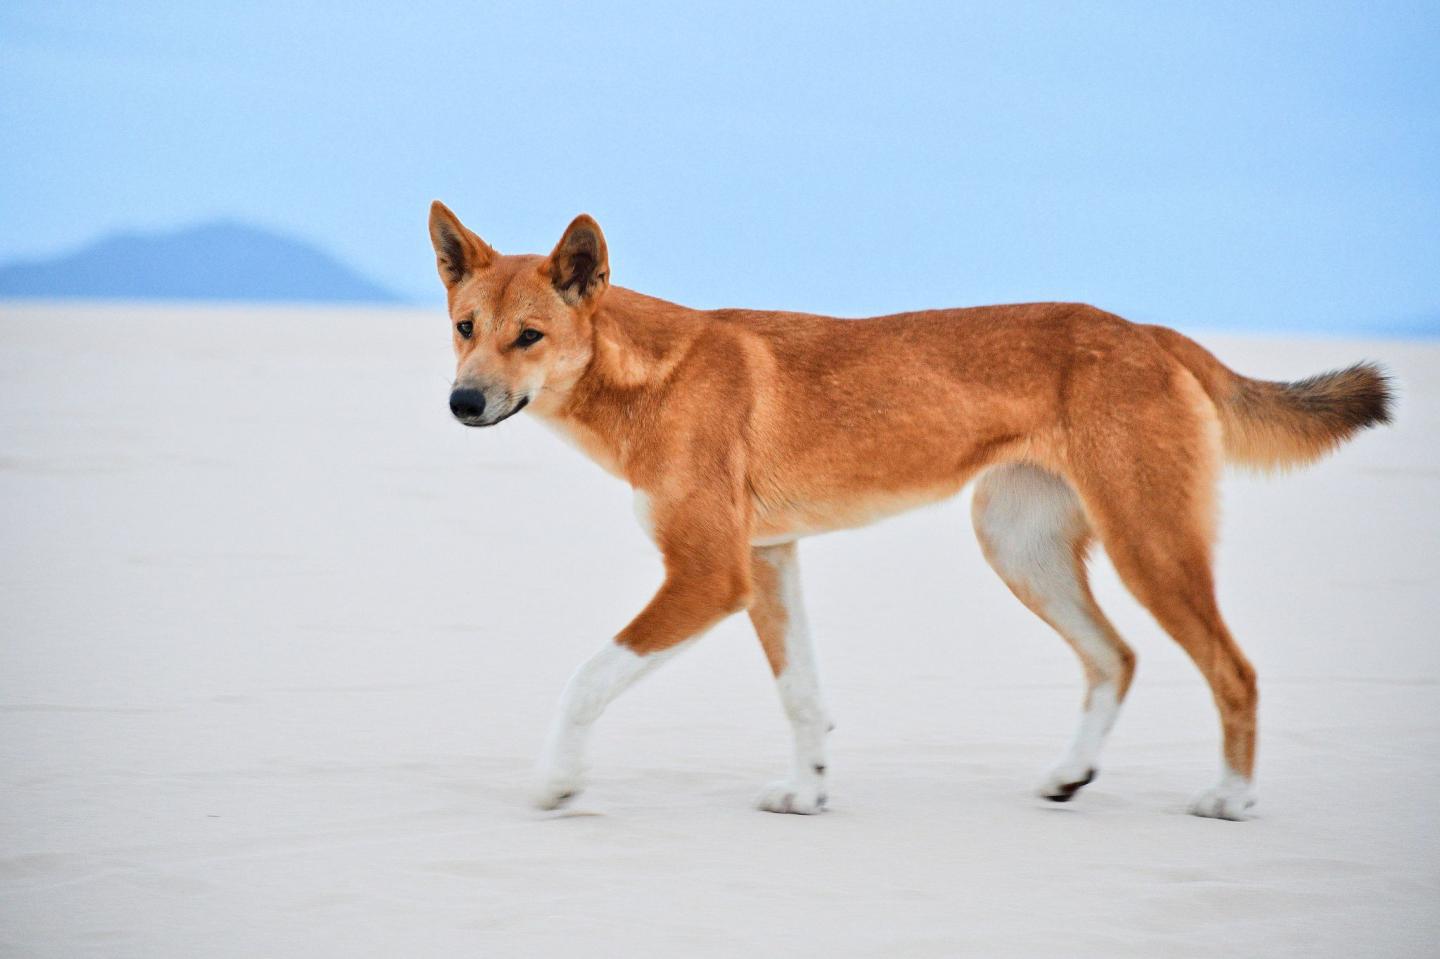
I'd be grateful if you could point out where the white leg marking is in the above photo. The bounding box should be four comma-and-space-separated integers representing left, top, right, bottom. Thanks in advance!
1189, 764, 1256, 821
1036, 683, 1120, 800
632, 490, 657, 542
534, 640, 690, 810
973, 465, 1132, 802
753, 544, 831, 815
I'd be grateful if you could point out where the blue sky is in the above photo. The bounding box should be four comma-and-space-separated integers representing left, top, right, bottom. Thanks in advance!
2, 1, 1437, 332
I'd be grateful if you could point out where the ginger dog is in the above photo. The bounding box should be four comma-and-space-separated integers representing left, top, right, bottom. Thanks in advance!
428, 202, 1391, 820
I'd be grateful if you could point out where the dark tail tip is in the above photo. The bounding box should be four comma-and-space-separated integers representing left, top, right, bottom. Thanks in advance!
1284, 361, 1395, 432
1341, 361, 1395, 429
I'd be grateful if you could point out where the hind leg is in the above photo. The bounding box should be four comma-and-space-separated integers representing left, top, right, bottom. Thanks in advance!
1069, 393, 1259, 819
1087, 514, 1257, 819
972, 464, 1137, 802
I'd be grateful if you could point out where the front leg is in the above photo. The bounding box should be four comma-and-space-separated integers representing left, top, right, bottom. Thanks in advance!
534, 486, 753, 810
748, 541, 832, 814
534, 639, 693, 809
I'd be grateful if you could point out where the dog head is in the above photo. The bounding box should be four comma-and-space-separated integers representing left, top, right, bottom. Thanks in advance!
428, 201, 608, 427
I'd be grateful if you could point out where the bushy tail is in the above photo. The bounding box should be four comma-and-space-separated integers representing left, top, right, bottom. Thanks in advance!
1145, 325, 1394, 471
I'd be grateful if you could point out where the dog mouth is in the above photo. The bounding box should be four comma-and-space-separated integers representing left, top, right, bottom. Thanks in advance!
457, 395, 529, 428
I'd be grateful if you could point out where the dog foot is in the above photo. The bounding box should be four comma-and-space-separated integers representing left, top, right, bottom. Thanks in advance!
1037, 763, 1096, 802
533, 772, 585, 811
755, 779, 827, 815
1189, 778, 1256, 821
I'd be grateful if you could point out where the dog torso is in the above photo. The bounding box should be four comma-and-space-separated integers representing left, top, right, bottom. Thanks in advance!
535, 289, 1164, 545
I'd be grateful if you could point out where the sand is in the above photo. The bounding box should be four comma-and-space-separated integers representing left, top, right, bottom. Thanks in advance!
1, 301, 1437, 957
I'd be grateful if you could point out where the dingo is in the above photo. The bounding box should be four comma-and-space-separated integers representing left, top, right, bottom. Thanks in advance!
429, 202, 1391, 820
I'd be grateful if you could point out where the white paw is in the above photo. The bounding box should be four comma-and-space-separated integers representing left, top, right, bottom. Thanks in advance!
1037, 762, 1096, 802
533, 771, 585, 811
1189, 781, 1256, 821
755, 779, 827, 815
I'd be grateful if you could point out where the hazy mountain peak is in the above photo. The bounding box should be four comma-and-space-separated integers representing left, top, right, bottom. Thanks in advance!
0, 221, 402, 304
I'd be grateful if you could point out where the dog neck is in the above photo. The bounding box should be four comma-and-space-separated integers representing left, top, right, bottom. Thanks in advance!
533, 287, 706, 481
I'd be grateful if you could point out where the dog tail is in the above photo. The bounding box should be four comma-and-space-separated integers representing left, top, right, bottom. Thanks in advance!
1145, 325, 1394, 471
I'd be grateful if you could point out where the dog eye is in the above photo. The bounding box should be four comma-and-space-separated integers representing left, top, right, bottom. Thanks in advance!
456, 320, 474, 339
517, 328, 544, 347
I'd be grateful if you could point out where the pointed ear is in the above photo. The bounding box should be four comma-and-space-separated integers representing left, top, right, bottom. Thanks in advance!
545, 214, 609, 306
428, 200, 496, 288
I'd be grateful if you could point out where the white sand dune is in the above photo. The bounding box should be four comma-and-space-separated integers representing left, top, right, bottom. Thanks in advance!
1, 302, 1437, 957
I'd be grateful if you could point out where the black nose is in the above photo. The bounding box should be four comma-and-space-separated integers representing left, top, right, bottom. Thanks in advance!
449, 388, 486, 420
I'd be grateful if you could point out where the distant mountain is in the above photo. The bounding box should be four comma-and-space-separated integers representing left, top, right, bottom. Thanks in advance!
0, 221, 402, 303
